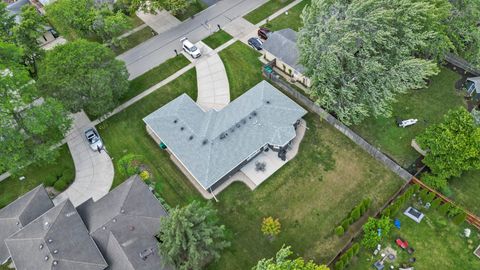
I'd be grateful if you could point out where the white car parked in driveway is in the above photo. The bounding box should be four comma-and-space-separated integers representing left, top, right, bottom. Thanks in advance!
181, 37, 201, 58
85, 128, 103, 151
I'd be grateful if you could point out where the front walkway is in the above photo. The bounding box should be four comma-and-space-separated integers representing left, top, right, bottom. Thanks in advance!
53, 111, 114, 207
190, 42, 230, 111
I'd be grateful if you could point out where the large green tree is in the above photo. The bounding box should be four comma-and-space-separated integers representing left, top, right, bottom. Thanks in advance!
37, 39, 129, 117
298, 0, 448, 124
0, 2, 15, 41
92, 7, 131, 48
361, 216, 392, 249
445, 0, 480, 66
253, 246, 330, 270
0, 43, 71, 173
416, 107, 480, 189
118, 0, 193, 15
45, 0, 96, 38
13, 5, 48, 74
157, 201, 230, 270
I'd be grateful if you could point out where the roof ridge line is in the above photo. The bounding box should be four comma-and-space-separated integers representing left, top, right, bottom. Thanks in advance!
17, 186, 42, 221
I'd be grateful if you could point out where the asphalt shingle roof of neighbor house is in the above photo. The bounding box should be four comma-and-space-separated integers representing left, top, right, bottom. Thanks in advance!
262, 28, 305, 73
77, 175, 171, 270
5, 200, 108, 270
143, 80, 307, 190
0, 185, 54, 264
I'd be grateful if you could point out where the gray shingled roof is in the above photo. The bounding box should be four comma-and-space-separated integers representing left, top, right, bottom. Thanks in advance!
467, 77, 480, 94
262, 28, 305, 73
143, 80, 307, 190
77, 175, 171, 270
0, 185, 53, 264
5, 200, 108, 270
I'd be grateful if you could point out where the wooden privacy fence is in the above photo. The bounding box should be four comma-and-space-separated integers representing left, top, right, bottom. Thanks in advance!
411, 177, 480, 229
444, 53, 480, 76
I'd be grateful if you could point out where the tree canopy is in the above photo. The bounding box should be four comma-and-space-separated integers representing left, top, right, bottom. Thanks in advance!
157, 201, 230, 270
416, 107, 480, 189
92, 8, 131, 47
0, 42, 71, 173
117, 0, 193, 15
298, 0, 447, 124
45, 0, 96, 39
445, 0, 480, 66
13, 5, 48, 74
0, 2, 15, 41
37, 39, 129, 117
361, 216, 392, 249
252, 246, 330, 270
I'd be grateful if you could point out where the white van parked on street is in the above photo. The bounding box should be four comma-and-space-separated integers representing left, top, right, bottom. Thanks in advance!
180, 37, 201, 58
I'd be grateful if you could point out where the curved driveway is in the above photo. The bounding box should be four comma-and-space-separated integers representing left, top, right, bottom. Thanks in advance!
52, 111, 114, 207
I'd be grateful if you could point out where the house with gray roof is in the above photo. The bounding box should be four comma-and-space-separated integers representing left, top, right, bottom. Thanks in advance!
5, 200, 108, 270
0, 185, 53, 264
77, 175, 170, 270
143, 80, 307, 194
262, 28, 311, 87
1, 176, 170, 270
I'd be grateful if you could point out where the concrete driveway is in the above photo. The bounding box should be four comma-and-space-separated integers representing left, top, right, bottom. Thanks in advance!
117, 0, 267, 79
53, 111, 114, 207
136, 10, 181, 34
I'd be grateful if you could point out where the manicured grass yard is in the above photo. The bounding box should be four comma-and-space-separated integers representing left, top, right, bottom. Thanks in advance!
122, 55, 191, 103
113, 26, 156, 55
202, 30, 233, 49
98, 40, 404, 269
347, 199, 480, 270
352, 68, 465, 168
264, 0, 310, 31
244, 0, 294, 25
0, 145, 74, 209
450, 169, 480, 216
219, 41, 263, 99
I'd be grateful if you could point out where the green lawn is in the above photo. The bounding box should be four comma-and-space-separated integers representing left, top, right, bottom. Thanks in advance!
264, 0, 309, 31
202, 30, 233, 49
244, 0, 294, 25
97, 39, 404, 269
450, 169, 480, 216
129, 13, 145, 28
219, 41, 263, 99
122, 55, 191, 103
113, 26, 156, 55
0, 145, 74, 209
175, 0, 207, 21
347, 199, 480, 270
97, 70, 201, 207
352, 68, 465, 168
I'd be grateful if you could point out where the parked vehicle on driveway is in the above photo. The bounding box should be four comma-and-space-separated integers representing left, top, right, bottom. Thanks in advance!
248, 37, 263, 50
257, 27, 271, 40
181, 37, 201, 58
85, 128, 103, 151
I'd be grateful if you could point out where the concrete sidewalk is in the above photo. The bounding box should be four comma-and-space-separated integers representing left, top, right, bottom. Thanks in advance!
53, 111, 114, 207
193, 42, 230, 111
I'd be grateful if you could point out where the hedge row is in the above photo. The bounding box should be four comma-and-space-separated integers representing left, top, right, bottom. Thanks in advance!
335, 198, 372, 236
334, 243, 360, 270
42, 168, 75, 192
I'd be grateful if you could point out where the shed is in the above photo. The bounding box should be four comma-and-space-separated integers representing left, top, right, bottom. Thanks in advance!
466, 77, 480, 101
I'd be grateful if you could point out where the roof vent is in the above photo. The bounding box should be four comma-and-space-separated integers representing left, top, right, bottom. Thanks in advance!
39, 244, 44, 249
242, 119, 247, 124
180, 127, 185, 131
129, 226, 135, 231
188, 135, 194, 140
112, 218, 117, 223
173, 119, 178, 124
266, 100, 270, 104
47, 239, 53, 243
16, 221, 20, 226
139, 248, 155, 261
53, 260, 58, 266
120, 208, 125, 214
219, 133, 225, 139
53, 249, 58, 254
102, 226, 106, 230
202, 139, 208, 145
44, 256, 49, 261
230, 127, 235, 132
251, 111, 257, 117
236, 123, 240, 128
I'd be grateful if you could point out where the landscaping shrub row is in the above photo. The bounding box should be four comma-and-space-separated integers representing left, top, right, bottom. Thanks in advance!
334, 243, 360, 270
42, 167, 75, 192
335, 198, 372, 236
